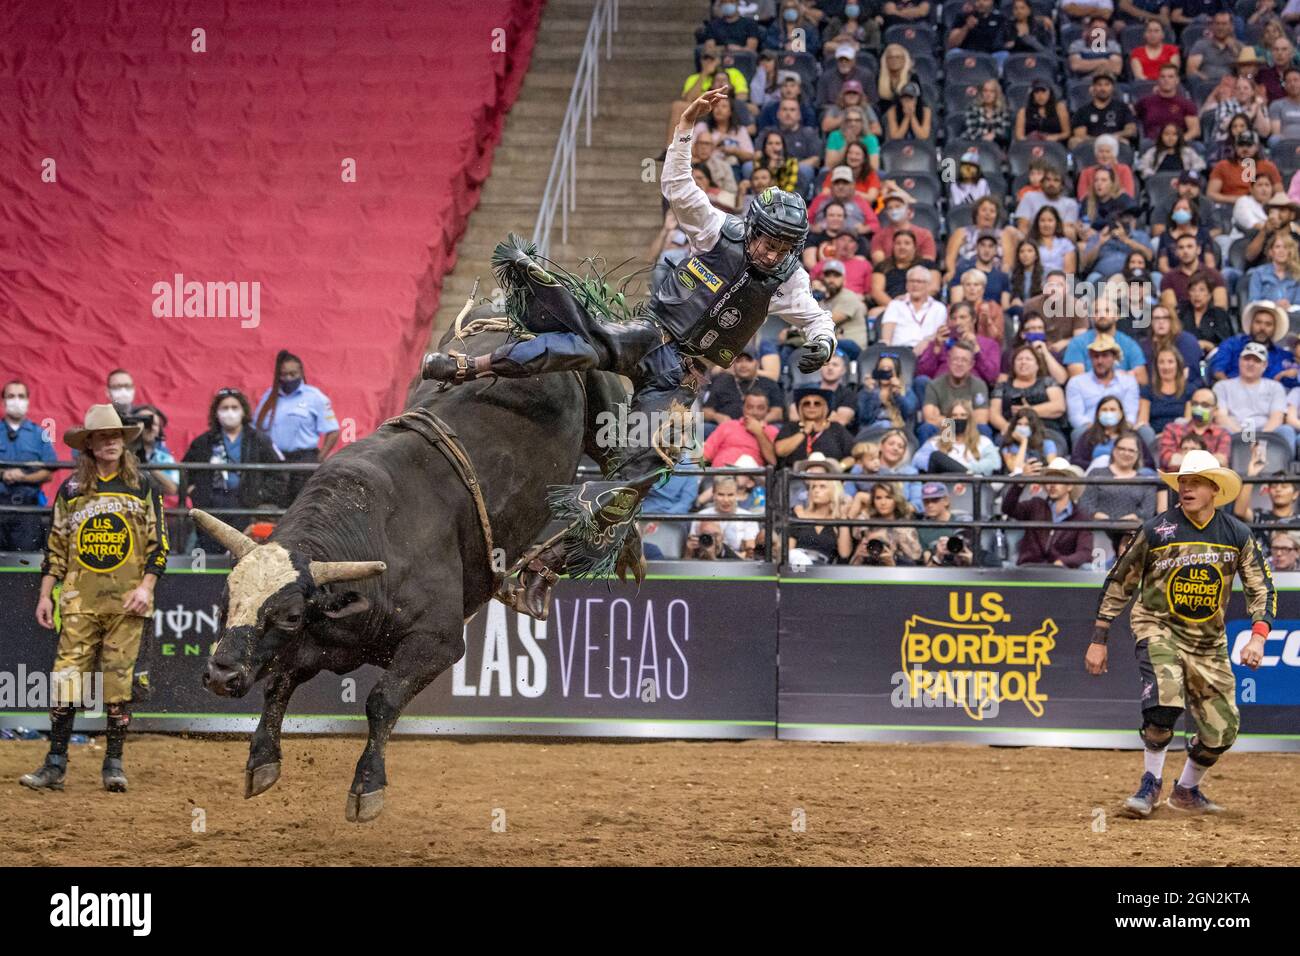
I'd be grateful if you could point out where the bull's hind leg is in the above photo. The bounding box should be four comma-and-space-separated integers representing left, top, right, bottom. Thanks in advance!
246, 665, 319, 799
346, 622, 465, 823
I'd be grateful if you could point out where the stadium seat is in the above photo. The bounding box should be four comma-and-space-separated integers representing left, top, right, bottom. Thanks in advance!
883, 23, 938, 58
1010, 139, 1068, 178
719, 49, 756, 82
909, 204, 943, 239
1145, 171, 1180, 212
1004, 53, 1057, 86
1119, 22, 1174, 54
883, 171, 942, 205
880, 139, 938, 173
942, 140, 1005, 183
774, 51, 819, 90
1271, 140, 1300, 175
1004, 82, 1064, 115
1180, 18, 1213, 56
1230, 433, 1295, 477
855, 49, 880, 77
1228, 236, 1249, 272
944, 81, 985, 119
944, 51, 997, 87
1066, 78, 1095, 112
1070, 139, 1135, 169
858, 344, 917, 390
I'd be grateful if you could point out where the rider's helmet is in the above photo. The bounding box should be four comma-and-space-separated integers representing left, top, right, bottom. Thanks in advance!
743, 187, 808, 274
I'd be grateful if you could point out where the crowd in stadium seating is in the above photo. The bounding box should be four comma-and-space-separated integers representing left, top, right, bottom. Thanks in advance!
0, 355, 340, 554
645, 0, 1300, 569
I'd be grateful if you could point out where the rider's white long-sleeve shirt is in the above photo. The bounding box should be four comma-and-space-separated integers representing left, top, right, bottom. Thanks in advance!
660, 128, 836, 346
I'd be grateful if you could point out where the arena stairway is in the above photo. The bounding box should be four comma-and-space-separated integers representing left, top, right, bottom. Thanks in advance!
430, 0, 701, 341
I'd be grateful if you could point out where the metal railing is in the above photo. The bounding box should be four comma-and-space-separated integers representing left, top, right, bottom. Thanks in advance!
2, 459, 1296, 569
531, 0, 620, 258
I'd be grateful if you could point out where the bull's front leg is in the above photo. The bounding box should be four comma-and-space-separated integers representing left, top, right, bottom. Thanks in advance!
245, 665, 317, 799
346, 622, 465, 823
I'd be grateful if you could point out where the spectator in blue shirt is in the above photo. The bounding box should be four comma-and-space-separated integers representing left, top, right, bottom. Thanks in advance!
1245, 231, 1300, 308
253, 349, 341, 502
1062, 299, 1150, 386
1065, 336, 1142, 431
0, 379, 56, 551
1208, 300, 1296, 384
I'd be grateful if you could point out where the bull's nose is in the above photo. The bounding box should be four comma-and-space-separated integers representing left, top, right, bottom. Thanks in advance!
204, 661, 245, 697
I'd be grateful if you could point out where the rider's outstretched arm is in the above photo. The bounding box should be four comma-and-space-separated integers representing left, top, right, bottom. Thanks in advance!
663, 90, 729, 252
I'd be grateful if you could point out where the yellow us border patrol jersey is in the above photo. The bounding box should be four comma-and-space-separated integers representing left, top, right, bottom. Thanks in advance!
1097, 506, 1275, 652
41, 472, 168, 617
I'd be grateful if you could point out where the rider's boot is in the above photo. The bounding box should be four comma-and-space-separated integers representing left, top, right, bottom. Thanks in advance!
421, 351, 494, 385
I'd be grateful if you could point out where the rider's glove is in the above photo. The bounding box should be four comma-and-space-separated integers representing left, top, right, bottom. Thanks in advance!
797, 333, 836, 374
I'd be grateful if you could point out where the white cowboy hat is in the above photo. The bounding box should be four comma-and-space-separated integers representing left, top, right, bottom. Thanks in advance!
1159, 449, 1242, 508
1042, 457, 1084, 479
794, 451, 844, 474
64, 403, 143, 452
1242, 301, 1289, 343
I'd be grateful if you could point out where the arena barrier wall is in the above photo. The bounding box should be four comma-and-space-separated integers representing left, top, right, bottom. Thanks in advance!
1, 564, 1298, 749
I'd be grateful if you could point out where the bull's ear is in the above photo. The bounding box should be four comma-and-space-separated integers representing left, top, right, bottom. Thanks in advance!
313, 590, 371, 620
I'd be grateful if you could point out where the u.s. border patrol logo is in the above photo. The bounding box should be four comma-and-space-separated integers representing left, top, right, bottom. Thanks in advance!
718, 307, 741, 328
677, 269, 697, 290
76, 512, 133, 572
686, 256, 723, 292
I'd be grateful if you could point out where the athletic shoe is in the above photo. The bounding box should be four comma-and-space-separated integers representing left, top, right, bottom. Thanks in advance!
19, 754, 67, 791
101, 757, 128, 793
1167, 782, 1223, 814
1122, 771, 1162, 818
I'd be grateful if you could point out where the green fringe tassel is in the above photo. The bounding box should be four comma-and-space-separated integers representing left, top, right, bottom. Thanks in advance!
547, 484, 633, 580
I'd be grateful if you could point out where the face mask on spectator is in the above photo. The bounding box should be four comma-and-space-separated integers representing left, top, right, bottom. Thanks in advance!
1099, 410, 1121, 427
721, 2, 737, 14
1014, 424, 1032, 439
1190, 403, 1213, 423
280, 377, 303, 395
846, 3, 860, 15
217, 408, 243, 429
783, 8, 798, 22
1171, 209, 1192, 225
110, 386, 134, 406
887, 206, 906, 222
5, 397, 28, 418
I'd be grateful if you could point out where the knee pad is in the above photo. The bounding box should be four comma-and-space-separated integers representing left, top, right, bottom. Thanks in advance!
106, 702, 131, 730
1187, 734, 1233, 768
1139, 705, 1181, 750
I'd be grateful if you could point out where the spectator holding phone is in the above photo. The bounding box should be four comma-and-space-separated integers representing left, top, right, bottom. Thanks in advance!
856, 354, 919, 434
991, 345, 1068, 436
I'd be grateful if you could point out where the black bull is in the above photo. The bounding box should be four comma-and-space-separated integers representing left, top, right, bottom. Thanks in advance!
194, 307, 635, 823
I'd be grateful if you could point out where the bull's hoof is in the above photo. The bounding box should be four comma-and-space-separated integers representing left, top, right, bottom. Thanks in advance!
244, 761, 281, 800
345, 788, 385, 823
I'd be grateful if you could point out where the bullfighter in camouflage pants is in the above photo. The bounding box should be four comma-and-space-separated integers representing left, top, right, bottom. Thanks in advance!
1087, 451, 1275, 817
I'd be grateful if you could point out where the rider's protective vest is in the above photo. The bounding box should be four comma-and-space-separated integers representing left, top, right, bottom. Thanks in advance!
651, 215, 798, 367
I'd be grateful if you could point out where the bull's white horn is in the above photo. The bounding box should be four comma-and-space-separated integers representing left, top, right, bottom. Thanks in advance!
309, 560, 387, 585
190, 508, 258, 560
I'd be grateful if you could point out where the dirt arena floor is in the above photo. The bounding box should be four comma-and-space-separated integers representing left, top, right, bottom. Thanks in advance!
1, 735, 1297, 866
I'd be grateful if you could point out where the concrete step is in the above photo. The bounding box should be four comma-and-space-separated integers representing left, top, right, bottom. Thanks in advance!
504, 127, 662, 150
